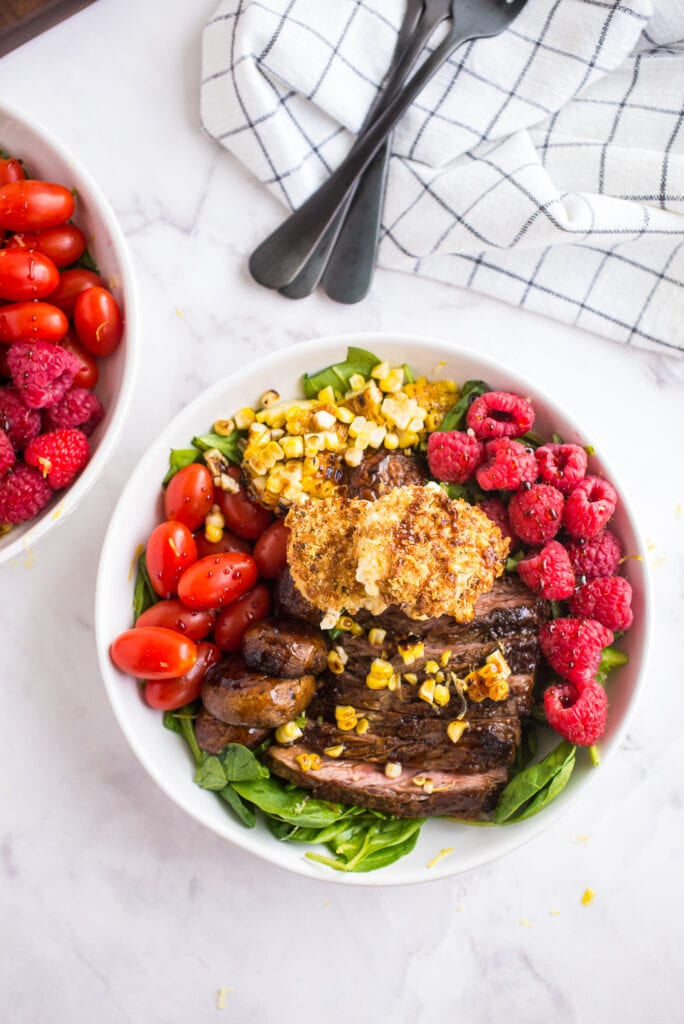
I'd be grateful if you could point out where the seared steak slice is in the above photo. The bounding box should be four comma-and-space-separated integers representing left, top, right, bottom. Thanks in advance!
195, 708, 269, 754
344, 449, 428, 501
303, 714, 520, 773
315, 673, 535, 720
242, 618, 328, 678
273, 567, 322, 625
265, 744, 507, 818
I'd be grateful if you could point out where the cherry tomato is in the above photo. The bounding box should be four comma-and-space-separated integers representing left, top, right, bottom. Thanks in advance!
214, 474, 273, 541
144, 642, 221, 710
146, 521, 198, 599
194, 526, 251, 560
110, 626, 197, 680
164, 463, 214, 531
0, 180, 75, 231
6, 224, 87, 268
0, 301, 68, 346
0, 158, 25, 185
177, 551, 258, 611
253, 520, 289, 579
0, 249, 60, 301
73, 285, 123, 356
135, 598, 215, 641
213, 583, 272, 652
57, 330, 98, 389
46, 268, 105, 315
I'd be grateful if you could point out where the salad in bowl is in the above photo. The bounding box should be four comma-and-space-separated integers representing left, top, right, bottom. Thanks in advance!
97, 335, 648, 883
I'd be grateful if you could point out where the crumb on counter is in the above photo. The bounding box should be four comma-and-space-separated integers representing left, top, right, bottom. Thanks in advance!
216, 988, 232, 1010
581, 887, 596, 906
519, 917, 534, 929
426, 847, 455, 869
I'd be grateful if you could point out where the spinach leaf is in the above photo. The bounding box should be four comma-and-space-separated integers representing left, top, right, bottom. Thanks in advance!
218, 784, 257, 828
444, 480, 487, 504
402, 363, 417, 384
505, 549, 526, 573
132, 550, 159, 619
305, 818, 423, 872
231, 777, 349, 829
491, 741, 576, 824
302, 346, 380, 399
519, 431, 546, 449
162, 448, 202, 486
192, 432, 243, 465
195, 755, 229, 791
220, 744, 269, 782
437, 380, 489, 433
73, 247, 100, 274
596, 646, 629, 683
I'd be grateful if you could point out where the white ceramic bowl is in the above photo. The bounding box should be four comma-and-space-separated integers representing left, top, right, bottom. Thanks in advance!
0, 101, 137, 566
96, 333, 650, 885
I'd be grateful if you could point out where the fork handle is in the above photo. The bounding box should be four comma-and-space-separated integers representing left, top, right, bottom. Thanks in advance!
249, 32, 462, 291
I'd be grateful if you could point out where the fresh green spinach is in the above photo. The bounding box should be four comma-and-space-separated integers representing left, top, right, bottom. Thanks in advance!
302, 346, 380, 399
437, 380, 489, 432
491, 741, 576, 824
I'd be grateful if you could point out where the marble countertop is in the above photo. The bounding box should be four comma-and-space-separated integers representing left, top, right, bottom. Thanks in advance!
1, 1, 683, 1021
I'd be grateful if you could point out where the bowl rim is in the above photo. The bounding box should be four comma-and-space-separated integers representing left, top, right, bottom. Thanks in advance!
0, 99, 139, 566
95, 331, 652, 886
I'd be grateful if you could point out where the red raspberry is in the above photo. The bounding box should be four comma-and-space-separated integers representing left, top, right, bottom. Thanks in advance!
0, 386, 41, 450
476, 438, 537, 491
466, 391, 535, 439
535, 443, 587, 494
0, 429, 15, 475
7, 340, 80, 410
543, 679, 608, 746
42, 387, 105, 436
478, 497, 516, 546
426, 430, 483, 484
0, 463, 53, 524
569, 576, 633, 631
25, 428, 90, 489
563, 476, 617, 539
508, 484, 564, 545
566, 530, 622, 581
517, 540, 575, 600
539, 617, 614, 685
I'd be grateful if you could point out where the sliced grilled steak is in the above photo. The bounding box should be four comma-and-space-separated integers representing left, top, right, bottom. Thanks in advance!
265, 744, 507, 818
303, 714, 520, 773
201, 654, 316, 729
344, 449, 428, 501
273, 566, 322, 625
242, 618, 328, 678
195, 708, 269, 754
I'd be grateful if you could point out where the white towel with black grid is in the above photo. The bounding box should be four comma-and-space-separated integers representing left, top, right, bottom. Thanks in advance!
200, 0, 684, 356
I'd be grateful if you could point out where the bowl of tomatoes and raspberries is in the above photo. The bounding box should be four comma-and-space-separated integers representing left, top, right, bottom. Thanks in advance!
95, 333, 650, 884
0, 101, 136, 566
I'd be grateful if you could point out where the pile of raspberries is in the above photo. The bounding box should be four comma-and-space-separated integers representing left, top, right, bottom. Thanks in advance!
0, 340, 103, 526
427, 389, 634, 747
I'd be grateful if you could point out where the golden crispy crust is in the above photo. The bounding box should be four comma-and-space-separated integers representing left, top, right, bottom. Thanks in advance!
285, 485, 508, 624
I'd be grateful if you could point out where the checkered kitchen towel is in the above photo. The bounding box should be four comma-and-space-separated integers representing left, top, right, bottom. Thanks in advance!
201, 0, 684, 355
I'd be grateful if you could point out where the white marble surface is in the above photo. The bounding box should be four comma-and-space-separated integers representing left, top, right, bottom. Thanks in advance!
1, 1, 683, 1021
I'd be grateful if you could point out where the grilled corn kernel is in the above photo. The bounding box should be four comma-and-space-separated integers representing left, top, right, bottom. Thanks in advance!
261, 389, 280, 407
281, 435, 304, 459
367, 424, 387, 448
378, 368, 405, 393
383, 432, 399, 450
348, 415, 367, 439
322, 430, 341, 452
275, 721, 304, 744
366, 673, 389, 691
349, 621, 365, 637
317, 386, 336, 404
304, 434, 321, 456
312, 409, 336, 431
344, 446, 364, 467
337, 406, 354, 424
447, 720, 470, 744
327, 650, 346, 675
349, 373, 367, 391
335, 705, 358, 731
336, 615, 355, 632
397, 430, 419, 449
371, 361, 391, 381
488, 679, 510, 702
433, 683, 451, 707
295, 752, 321, 772
205, 523, 223, 544
219, 472, 240, 493
422, 779, 435, 795
234, 407, 256, 430
486, 649, 512, 678
439, 650, 452, 667
418, 678, 436, 704
355, 717, 370, 736
370, 658, 394, 679
324, 745, 345, 758
368, 628, 387, 646
399, 640, 424, 666
387, 673, 401, 692
384, 761, 402, 779
212, 418, 235, 436
403, 672, 418, 685
425, 660, 440, 675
